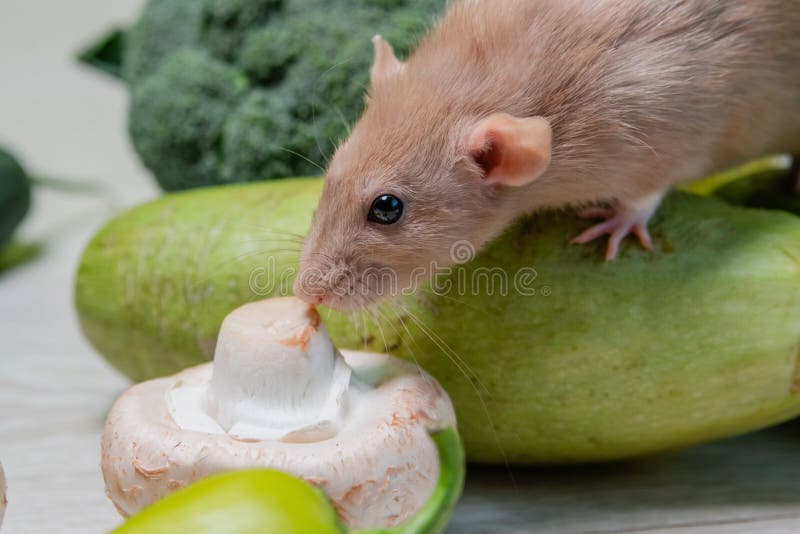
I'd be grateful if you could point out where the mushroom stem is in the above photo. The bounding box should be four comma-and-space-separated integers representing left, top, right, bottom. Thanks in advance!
171, 298, 356, 442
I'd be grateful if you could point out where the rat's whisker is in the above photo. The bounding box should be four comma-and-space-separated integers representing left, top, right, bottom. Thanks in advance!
366, 305, 391, 357
207, 249, 303, 274
182, 246, 297, 293
373, 303, 434, 387
416, 286, 483, 312
241, 235, 304, 242
240, 246, 302, 257
398, 304, 488, 397
380, 302, 435, 389
307, 55, 355, 167
396, 301, 517, 490
239, 224, 308, 240
310, 97, 330, 166
333, 106, 353, 137
356, 307, 371, 351
399, 304, 491, 398
239, 237, 304, 249
352, 282, 401, 359
371, 305, 401, 351
271, 146, 327, 174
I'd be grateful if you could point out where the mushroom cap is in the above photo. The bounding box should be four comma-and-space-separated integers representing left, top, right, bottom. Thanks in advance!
101, 350, 456, 529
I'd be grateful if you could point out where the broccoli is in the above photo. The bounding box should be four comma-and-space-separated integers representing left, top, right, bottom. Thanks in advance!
119, 0, 447, 191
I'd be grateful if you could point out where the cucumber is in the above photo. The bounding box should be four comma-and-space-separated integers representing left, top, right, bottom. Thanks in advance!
76, 178, 800, 463
0, 148, 31, 244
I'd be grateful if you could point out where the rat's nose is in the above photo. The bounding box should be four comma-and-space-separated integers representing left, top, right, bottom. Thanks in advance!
293, 269, 329, 305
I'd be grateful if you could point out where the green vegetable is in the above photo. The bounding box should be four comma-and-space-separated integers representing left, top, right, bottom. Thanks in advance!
76, 178, 800, 463
681, 156, 800, 215
0, 242, 41, 273
78, 29, 127, 79
113, 470, 343, 534
712, 167, 800, 216
679, 157, 788, 197
112, 428, 464, 534
0, 147, 101, 273
81, 0, 446, 190
0, 148, 31, 245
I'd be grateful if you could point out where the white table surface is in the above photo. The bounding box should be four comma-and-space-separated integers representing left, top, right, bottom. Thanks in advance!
1, 1, 799, 533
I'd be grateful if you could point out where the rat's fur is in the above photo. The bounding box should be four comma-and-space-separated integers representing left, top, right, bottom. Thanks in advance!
296, 0, 800, 310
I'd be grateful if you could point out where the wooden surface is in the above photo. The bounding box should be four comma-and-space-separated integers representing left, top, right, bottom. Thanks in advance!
450, 423, 800, 533
1, 1, 799, 533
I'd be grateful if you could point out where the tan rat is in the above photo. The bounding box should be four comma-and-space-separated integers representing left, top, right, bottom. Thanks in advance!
295, 0, 800, 311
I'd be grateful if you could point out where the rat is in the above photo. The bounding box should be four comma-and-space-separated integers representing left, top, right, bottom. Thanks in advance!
294, 0, 800, 311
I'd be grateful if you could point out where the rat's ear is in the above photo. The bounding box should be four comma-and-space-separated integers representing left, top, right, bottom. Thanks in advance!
371, 35, 404, 85
466, 113, 552, 187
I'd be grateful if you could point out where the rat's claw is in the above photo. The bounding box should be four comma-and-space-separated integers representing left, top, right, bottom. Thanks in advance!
571, 219, 618, 245
571, 193, 663, 261
572, 217, 652, 261
632, 224, 653, 250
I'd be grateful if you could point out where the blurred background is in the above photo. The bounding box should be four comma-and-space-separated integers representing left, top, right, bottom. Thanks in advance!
0, 1, 153, 532
1, 1, 800, 533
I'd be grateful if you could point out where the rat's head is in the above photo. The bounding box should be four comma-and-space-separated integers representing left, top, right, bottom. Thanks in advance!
294, 37, 552, 311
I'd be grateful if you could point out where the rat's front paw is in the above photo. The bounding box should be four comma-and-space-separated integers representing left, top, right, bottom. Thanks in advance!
571, 192, 664, 261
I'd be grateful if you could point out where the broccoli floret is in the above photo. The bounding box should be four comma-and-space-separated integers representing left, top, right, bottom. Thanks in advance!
199, 0, 285, 61
221, 90, 298, 181
123, 0, 446, 190
129, 49, 250, 190
123, 0, 205, 81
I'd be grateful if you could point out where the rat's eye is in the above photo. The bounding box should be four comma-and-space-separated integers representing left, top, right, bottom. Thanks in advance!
368, 194, 404, 225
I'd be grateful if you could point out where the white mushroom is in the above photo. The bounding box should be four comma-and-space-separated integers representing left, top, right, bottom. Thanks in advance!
0, 462, 6, 528
101, 297, 456, 529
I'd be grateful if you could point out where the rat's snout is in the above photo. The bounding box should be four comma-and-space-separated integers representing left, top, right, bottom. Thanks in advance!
293, 265, 329, 305
294, 258, 363, 310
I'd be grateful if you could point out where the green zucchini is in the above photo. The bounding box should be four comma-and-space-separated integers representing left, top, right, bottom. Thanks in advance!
76, 178, 800, 463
